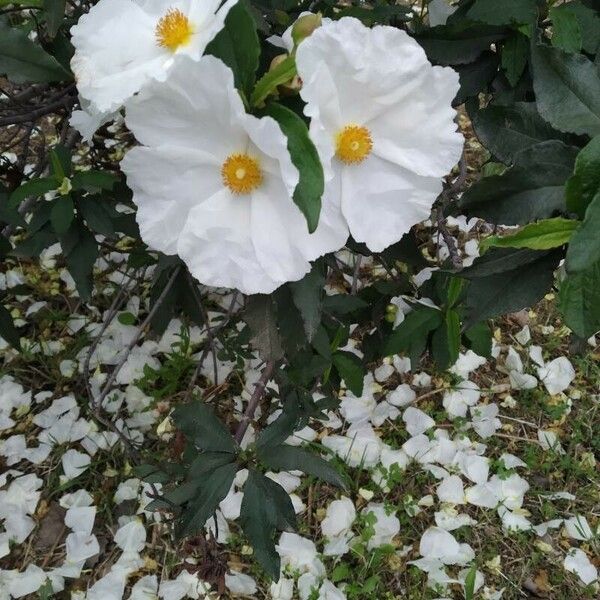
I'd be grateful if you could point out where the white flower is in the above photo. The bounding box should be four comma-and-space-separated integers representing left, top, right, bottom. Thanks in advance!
296, 17, 463, 251
537, 356, 576, 395
70, 0, 238, 113
362, 503, 400, 549
387, 383, 416, 407
402, 407, 435, 436
538, 429, 565, 454
277, 532, 325, 577
123, 56, 346, 294
470, 403, 501, 439
225, 571, 257, 596
419, 527, 462, 564
321, 497, 356, 556
130, 575, 159, 600
563, 549, 598, 585
564, 516, 595, 541
270, 578, 294, 600
322, 423, 382, 468
449, 350, 487, 379
437, 475, 465, 505
443, 381, 481, 418
61, 449, 91, 482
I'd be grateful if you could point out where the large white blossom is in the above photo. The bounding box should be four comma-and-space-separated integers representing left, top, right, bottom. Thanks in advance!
296, 17, 463, 251
122, 56, 346, 294
70, 0, 238, 113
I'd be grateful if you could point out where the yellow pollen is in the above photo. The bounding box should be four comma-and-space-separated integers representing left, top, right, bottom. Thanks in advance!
155, 8, 194, 51
335, 124, 373, 164
222, 154, 263, 194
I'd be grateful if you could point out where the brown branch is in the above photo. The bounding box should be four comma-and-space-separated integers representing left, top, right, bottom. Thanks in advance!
234, 360, 276, 444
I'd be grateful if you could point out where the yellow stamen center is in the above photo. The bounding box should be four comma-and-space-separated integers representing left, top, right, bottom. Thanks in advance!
335, 124, 373, 164
222, 154, 263, 195
155, 8, 194, 52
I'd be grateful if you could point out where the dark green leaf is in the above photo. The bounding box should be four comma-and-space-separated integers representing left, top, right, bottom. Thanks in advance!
256, 401, 301, 449
383, 306, 443, 364
64, 226, 98, 300
9, 178, 58, 210
550, 5, 582, 53
49, 145, 72, 178
244, 295, 284, 362
531, 43, 600, 136
415, 23, 506, 66
323, 294, 368, 315
465, 321, 492, 357
172, 401, 237, 453
468, 0, 537, 25
177, 463, 237, 537
0, 304, 21, 351
188, 452, 236, 479
565, 190, 600, 273
459, 141, 578, 224
460, 247, 550, 277
264, 102, 324, 233
289, 263, 324, 341
206, 0, 259, 96
332, 351, 364, 396
464, 250, 561, 325
78, 197, 115, 236
0, 25, 70, 83
551, 1, 600, 54
258, 444, 346, 489
12, 228, 56, 257
470, 102, 572, 165
559, 260, 600, 337
240, 470, 296, 580
454, 51, 499, 105
44, 0, 66, 38
71, 170, 118, 193
431, 309, 461, 369
50, 195, 74, 234
501, 33, 529, 86
565, 136, 600, 218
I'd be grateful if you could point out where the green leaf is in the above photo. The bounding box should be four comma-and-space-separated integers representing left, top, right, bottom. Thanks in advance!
78, 197, 115, 236
465, 321, 492, 357
289, 264, 324, 341
501, 33, 529, 86
415, 23, 506, 66
550, 5, 582, 53
177, 462, 238, 537
464, 565, 478, 600
0, 304, 21, 351
117, 312, 136, 326
71, 170, 118, 193
454, 51, 499, 105
205, 0, 259, 97
172, 401, 237, 453
12, 228, 56, 257
551, 1, 600, 54
463, 250, 561, 325
432, 309, 461, 370
565, 190, 600, 273
64, 226, 98, 300
240, 470, 296, 580
323, 294, 368, 315
244, 295, 284, 362
383, 306, 443, 364
50, 195, 74, 234
482, 218, 579, 250
531, 43, 600, 137
250, 55, 296, 107
468, 0, 537, 25
559, 260, 600, 338
470, 102, 572, 165
264, 102, 324, 233
460, 247, 551, 277
0, 25, 70, 83
44, 0, 66, 38
256, 402, 301, 449
9, 178, 58, 210
459, 141, 578, 225
565, 136, 600, 218
258, 444, 347, 489
188, 452, 237, 479
332, 351, 365, 396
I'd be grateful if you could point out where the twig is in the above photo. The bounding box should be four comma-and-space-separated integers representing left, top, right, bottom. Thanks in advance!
234, 360, 276, 444
351, 255, 362, 295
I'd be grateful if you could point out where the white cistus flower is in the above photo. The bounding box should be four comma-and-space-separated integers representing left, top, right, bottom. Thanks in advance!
122, 56, 345, 294
296, 17, 464, 252
70, 0, 238, 113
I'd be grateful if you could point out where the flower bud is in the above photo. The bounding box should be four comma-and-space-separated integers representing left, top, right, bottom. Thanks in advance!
291, 13, 322, 46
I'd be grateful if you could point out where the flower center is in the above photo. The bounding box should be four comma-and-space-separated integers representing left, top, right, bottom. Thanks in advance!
155, 8, 194, 52
222, 154, 263, 194
335, 124, 373, 164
